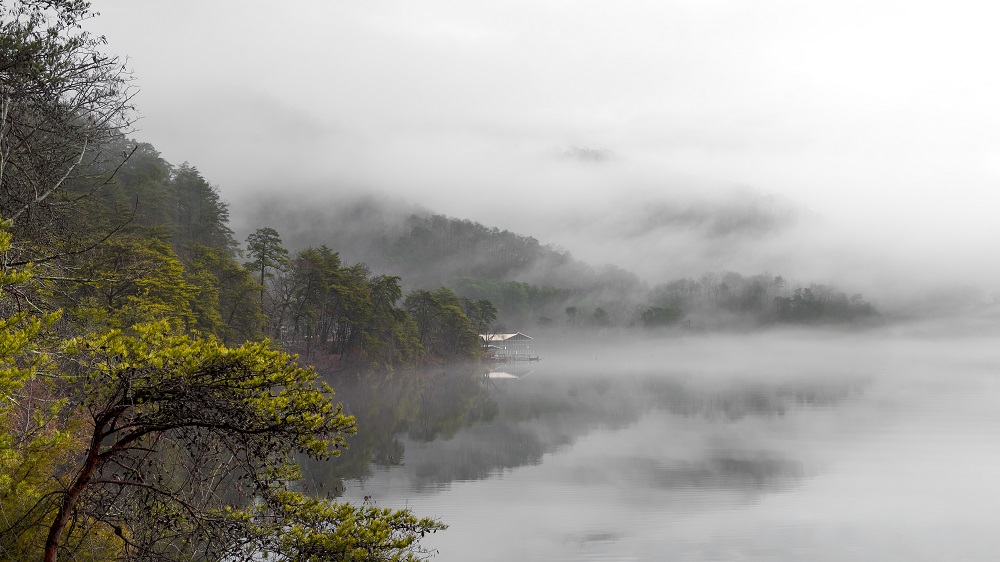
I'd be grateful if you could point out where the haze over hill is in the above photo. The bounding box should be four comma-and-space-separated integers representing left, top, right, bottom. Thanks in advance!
233, 188, 988, 326
90, 0, 1000, 306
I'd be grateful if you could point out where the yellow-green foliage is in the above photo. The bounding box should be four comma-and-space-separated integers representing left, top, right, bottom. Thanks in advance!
33, 322, 362, 559
2, 216, 445, 560
62, 321, 355, 460
183, 243, 264, 344
66, 235, 196, 330
0, 220, 112, 560
245, 490, 446, 562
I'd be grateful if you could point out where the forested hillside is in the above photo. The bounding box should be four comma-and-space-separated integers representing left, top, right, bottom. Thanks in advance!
242, 194, 879, 331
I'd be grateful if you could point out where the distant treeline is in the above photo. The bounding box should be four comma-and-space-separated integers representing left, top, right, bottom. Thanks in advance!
245, 196, 879, 331
647, 272, 878, 328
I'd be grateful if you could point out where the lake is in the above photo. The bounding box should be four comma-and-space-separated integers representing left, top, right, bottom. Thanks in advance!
304, 318, 1000, 561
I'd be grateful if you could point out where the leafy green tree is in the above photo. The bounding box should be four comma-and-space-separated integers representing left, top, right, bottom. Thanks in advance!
461, 297, 497, 339
404, 288, 478, 359
454, 277, 569, 327
327, 263, 373, 357
282, 247, 375, 359
0, 220, 116, 561
245, 227, 289, 305
15, 322, 444, 562
184, 244, 264, 343
284, 246, 344, 354
403, 290, 438, 348
171, 164, 236, 253
104, 142, 174, 223
244, 491, 445, 560
361, 275, 422, 369
59, 235, 196, 330
277, 248, 423, 369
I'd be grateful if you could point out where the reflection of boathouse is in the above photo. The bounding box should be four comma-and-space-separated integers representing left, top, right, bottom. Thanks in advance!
481, 332, 535, 361
486, 363, 535, 379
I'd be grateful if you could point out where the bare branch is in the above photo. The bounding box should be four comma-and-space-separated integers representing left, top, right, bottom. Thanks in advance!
6, 196, 136, 266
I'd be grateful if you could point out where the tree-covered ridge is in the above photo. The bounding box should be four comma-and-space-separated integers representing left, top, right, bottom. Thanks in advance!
246, 195, 879, 331
242, 195, 644, 296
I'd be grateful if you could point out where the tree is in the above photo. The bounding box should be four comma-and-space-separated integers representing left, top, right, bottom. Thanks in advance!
404, 288, 478, 359
171, 164, 235, 253
60, 234, 196, 330
640, 306, 684, 328
1, 0, 136, 241
461, 297, 497, 340
244, 227, 288, 305
591, 307, 612, 328
184, 244, 264, 344
403, 290, 437, 348
565, 306, 578, 326
25, 322, 443, 561
283, 246, 343, 355
0, 220, 72, 560
360, 275, 421, 369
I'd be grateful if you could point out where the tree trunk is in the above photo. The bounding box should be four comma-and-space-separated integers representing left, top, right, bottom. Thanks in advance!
43, 431, 104, 562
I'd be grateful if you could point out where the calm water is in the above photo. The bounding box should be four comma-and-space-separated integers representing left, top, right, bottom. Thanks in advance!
304, 320, 1000, 561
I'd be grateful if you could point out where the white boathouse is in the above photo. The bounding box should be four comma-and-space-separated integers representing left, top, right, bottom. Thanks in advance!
480, 332, 534, 361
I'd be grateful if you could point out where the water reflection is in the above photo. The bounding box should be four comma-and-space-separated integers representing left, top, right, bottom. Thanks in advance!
486, 363, 535, 379
298, 327, 1000, 560
302, 356, 864, 497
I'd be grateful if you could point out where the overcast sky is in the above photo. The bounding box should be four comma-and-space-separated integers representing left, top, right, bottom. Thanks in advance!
89, 1, 1000, 292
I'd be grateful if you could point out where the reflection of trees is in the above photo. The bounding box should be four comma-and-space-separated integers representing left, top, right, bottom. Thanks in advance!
569, 451, 802, 491
466, 392, 500, 425
400, 375, 652, 488
300, 366, 488, 493
406, 368, 483, 442
410, 425, 547, 485
642, 377, 867, 420
302, 365, 867, 493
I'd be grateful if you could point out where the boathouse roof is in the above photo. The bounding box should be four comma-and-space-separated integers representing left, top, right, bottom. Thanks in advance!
480, 332, 533, 342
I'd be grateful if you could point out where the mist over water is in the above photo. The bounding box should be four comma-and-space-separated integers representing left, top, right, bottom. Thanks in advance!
303, 320, 1000, 561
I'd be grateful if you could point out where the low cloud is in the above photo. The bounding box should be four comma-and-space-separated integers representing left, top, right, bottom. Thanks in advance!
559, 146, 615, 163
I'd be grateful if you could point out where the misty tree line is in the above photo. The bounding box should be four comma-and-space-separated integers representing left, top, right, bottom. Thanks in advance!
646, 272, 878, 327
248, 198, 879, 331
446, 270, 877, 332
245, 227, 493, 367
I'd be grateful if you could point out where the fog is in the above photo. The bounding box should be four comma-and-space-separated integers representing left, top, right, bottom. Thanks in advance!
88, 0, 1000, 303
299, 320, 1000, 560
